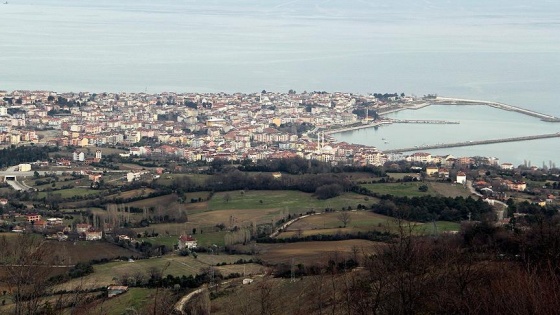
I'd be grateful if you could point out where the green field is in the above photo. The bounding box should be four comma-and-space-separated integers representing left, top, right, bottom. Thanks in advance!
279, 211, 461, 238
145, 231, 228, 248
155, 174, 212, 186
208, 190, 368, 212
86, 288, 155, 315
36, 187, 102, 199
416, 221, 461, 234
361, 182, 434, 197
59, 253, 256, 290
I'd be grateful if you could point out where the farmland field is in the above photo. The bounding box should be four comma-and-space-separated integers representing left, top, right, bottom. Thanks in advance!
43, 240, 138, 264
105, 188, 157, 200
256, 239, 383, 265
59, 253, 256, 289
208, 190, 369, 212
155, 174, 212, 186
279, 211, 398, 237
36, 187, 102, 199
360, 183, 434, 197
278, 211, 461, 238
427, 182, 472, 198
81, 288, 156, 315
141, 231, 228, 247
123, 193, 179, 208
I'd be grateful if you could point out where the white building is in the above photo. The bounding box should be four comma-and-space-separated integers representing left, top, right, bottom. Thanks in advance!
456, 172, 467, 184
18, 163, 31, 172
73, 151, 85, 162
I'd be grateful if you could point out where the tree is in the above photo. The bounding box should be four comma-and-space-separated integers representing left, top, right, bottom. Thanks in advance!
223, 193, 231, 203
0, 234, 55, 315
337, 211, 351, 228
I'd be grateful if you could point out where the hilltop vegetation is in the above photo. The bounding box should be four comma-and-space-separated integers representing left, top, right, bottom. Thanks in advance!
1, 155, 559, 314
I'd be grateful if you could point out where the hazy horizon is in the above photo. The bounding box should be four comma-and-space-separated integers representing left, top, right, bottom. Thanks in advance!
1, 0, 559, 115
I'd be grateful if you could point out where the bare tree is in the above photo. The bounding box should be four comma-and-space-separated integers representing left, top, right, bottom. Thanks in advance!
0, 234, 55, 315
337, 211, 351, 228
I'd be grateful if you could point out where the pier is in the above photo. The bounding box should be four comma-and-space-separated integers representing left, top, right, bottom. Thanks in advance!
384, 132, 560, 154
323, 121, 392, 135
434, 97, 560, 122
389, 119, 459, 124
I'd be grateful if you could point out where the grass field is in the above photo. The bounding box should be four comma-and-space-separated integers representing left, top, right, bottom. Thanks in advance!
105, 188, 157, 200
256, 239, 383, 265
386, 172, 420, 180
84, 288, 156, 315
59, 253, 256, 290
279, 211, 461, 238
36, 187, 102, 199
43, 240, 138, 264
280, 211, 398, 237
143, 231, 228, 248
123, 193, 179, 208
360, 182, 434, 197
427, 182, 472, 198
206, 190, 369, 218
155, 174, 212, 186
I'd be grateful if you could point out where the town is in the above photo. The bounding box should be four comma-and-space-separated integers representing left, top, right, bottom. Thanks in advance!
1, 90, 560, 314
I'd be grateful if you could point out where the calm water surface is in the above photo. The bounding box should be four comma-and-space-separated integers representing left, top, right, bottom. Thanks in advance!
1, 0, 559, 163
333, 105, 560, 167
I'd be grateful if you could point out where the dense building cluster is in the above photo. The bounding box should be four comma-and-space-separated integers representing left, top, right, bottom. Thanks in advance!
0, 90, 417, 166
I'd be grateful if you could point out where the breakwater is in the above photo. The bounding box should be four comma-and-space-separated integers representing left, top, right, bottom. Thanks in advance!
384, 132, 560, 154
434, 97, 560, 122
323, 121, 392, 135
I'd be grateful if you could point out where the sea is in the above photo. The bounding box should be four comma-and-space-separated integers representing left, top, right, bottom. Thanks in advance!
0, 0, 559, 165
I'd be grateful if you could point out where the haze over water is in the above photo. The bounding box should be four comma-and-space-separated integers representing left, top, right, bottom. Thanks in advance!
1, 0, 559, 164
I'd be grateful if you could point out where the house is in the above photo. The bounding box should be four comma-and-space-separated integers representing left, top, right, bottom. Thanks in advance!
178, 235, 197, 250
76, 223, 92, 233
426, 166, 438, 176
438, 168, 450, 178
505, 180, 526, 192
272, 172, 282, 179
107, 286, 128, 298
33, 220, 48, 230
0, 198, 8, 206
47, 218, 63, 226
85, 230, 103, 241
456, 172, 467, 185
26, 213, 41, 223
500, 163, 514, 170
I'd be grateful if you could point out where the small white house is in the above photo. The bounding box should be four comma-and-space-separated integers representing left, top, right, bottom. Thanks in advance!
178, 235, 197, 250
456, 172, 467, 185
